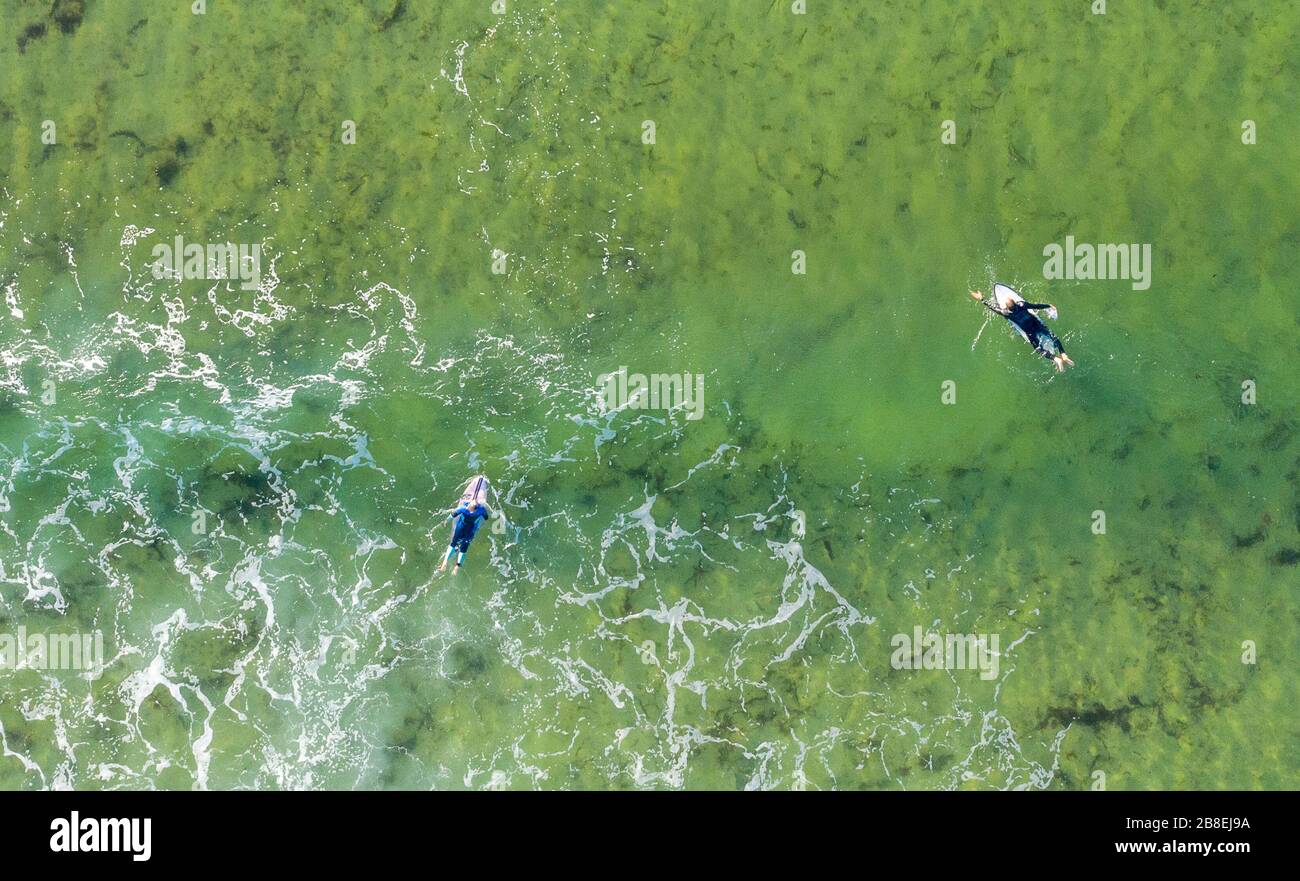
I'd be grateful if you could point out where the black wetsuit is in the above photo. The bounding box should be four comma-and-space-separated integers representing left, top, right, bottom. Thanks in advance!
988, 300, 1063, 359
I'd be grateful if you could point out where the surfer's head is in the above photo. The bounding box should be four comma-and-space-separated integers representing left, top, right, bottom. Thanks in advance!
467, 499, 479, 511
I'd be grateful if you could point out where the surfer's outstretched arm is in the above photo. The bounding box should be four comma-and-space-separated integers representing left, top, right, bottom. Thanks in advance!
971, 291, 1007, 315
1022, 300, 1058, 320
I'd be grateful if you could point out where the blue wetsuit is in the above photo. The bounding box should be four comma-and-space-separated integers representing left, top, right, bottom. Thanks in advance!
448, 504, 489, 559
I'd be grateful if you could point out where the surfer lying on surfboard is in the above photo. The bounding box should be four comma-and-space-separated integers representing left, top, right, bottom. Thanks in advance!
971, 284, 1075, 372
438, 498, 490, 575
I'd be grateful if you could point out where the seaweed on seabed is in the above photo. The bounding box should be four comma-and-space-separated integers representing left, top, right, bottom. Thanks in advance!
1260, 419, 1296, 453
195, 452, 284, 533
16, 22, 46, 53
376, 0, 406, 31
447, 642, 489, 683
50, 0, 85, 35
108, 532, 176, 580
625, 458, 668, 494
47, 561, 109, 624
108, 130, 156, 158
216, 467, 281, 528
1270, 547, 1300, 566
1232, 514, 1267, 548
167, 619, 262, 693
155, 157, 180, 187
1039, 695, 1151, 734
379, 665, 464, 774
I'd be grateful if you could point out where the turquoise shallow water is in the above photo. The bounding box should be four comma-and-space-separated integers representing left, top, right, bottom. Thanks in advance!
0, 1, 1296, 789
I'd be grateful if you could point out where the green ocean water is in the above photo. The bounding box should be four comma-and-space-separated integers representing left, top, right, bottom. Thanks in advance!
0, 0, 1296, 790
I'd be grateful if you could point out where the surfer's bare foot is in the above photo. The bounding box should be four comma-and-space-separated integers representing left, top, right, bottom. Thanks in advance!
437, 560, 447, 574
970, 290, 984, 300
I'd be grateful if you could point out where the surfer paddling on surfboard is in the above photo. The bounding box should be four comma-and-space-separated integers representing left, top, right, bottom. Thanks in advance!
438, 475, 492, 575
970, 283, 1075, 372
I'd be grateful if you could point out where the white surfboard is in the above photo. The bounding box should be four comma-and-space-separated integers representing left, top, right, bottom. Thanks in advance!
992, 282, 1025, 311
458, 475, 490, 507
